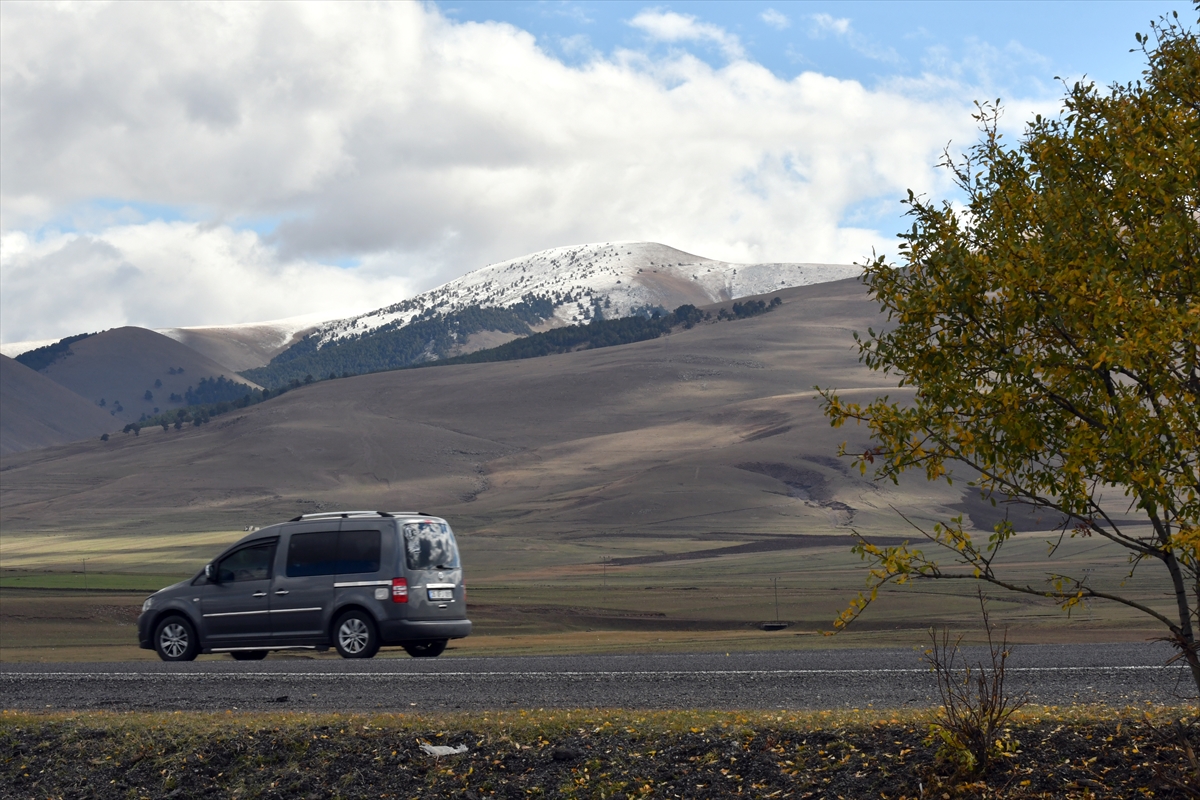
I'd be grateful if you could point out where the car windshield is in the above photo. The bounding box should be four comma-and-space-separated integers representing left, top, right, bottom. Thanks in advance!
403, 522, 460, 570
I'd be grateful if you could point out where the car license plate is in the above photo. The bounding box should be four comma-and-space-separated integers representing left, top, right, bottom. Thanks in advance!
427, 589, 453, 601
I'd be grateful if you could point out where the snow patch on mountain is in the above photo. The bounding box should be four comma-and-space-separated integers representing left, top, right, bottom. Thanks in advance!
313, 242, 859, 347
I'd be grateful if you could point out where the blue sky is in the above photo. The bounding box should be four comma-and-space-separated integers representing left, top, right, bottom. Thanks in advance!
1, 1, 1192, 344
441, 1, 1179, 94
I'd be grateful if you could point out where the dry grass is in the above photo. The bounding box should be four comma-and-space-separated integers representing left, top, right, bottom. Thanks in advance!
2, 706, 1195, 799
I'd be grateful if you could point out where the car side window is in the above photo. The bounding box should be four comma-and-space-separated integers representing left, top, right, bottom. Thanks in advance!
217, 542, 275, 583
287, 529, 382, 576
338, 529, 381, 574
287, 531, 339, 577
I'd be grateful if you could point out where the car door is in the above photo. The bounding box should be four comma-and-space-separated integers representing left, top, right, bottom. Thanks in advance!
199, 539, 277, 647
270, 523, 338, 643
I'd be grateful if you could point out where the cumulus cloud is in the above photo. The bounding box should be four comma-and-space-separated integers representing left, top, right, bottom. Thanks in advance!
810, 13, 852, 37
0, 1, 982, 343
628, 9, 745, 60
760, 9, 791, 31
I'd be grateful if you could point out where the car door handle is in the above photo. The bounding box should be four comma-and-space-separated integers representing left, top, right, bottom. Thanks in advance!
275, 590, 289, 596
252, 591, 267, 597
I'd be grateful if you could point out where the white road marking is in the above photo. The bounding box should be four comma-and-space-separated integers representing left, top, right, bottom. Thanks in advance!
0, 665, 1184, 680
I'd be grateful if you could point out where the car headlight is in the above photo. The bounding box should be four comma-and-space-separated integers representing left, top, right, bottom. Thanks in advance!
142, 597, 154, 612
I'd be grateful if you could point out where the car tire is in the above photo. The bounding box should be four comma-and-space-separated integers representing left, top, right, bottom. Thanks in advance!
230, 651, 268, 661
333, 610, 379, 659
154, 615, 199, 662
403, 639, 448, 658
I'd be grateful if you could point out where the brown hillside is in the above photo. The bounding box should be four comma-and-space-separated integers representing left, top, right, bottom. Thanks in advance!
1, 279, 1011, 554
33, 327, 261, 424
0, 355, 116, 455
160, 323, 317, 372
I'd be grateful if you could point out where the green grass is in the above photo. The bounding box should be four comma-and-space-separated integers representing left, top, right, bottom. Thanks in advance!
0, 571, 186, 591
0, 524, 1172, 662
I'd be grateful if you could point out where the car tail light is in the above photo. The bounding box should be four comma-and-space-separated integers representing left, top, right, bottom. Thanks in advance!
391, 577, 408, 603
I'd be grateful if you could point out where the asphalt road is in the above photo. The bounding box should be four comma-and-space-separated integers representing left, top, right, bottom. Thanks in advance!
1, 643, 1192, 712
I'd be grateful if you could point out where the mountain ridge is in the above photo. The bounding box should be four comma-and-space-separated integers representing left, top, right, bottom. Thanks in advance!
310, 242, 859, 347
241, 242, 859, 387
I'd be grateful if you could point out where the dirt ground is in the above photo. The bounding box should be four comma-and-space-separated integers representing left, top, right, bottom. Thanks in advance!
2, 708, 1196, 799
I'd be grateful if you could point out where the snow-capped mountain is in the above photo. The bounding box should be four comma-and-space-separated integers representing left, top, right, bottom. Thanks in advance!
311, 242, 860, 347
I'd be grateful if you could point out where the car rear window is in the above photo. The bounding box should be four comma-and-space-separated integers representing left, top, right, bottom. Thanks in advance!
402, 522, 460, 570
287, 530, 381, 577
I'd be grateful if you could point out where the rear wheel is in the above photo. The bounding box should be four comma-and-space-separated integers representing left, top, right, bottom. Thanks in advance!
154, 615, 199, 662
230, 650, 268, 661
403, 639, 448, 658
334, 610, 379, 659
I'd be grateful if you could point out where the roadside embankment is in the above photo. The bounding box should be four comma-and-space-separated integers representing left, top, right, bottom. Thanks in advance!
2, 707, 1195, 799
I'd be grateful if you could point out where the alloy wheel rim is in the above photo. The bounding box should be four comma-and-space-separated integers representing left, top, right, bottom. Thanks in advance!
339, 619, 368, 653
161, 624, 188, 658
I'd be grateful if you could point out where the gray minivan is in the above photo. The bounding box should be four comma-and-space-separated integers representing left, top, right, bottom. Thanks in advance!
136, 511, 470, 661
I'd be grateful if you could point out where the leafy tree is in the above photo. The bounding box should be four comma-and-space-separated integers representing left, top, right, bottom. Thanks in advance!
144, 390, 153, 401
100, 433, 109, 442
820, 14, 1200, 693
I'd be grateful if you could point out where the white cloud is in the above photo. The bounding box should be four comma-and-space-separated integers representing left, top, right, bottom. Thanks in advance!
760, 9, 790, 31
628, 9, 745, 60
810, 13, 852, 37
0, 225, 406, 342
0, 2, 982, 343
917, 38, 1057, 99
807, 13, 901, 64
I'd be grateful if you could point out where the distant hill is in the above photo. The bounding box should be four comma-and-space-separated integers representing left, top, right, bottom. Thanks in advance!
0, 355, 115, 455
157, 311, 336, 372
244, 241, 859, 387
2, 278, 999, 544
20, 327, 261, 425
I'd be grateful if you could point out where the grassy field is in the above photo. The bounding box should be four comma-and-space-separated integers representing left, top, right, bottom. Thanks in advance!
2, 284, 1172, 663
0, 520, 1166, 662
2, 706, 1195, 798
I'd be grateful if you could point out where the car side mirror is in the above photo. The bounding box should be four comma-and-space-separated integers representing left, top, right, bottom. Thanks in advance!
205, 563, 218, 583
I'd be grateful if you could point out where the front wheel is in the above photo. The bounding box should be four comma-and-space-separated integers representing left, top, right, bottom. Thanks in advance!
403, 639, 447, 658
154, 615, 199, 662
333, 611, 379, 659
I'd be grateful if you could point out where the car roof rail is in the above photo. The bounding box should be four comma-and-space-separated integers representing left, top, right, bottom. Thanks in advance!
288, 510, 413, 522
